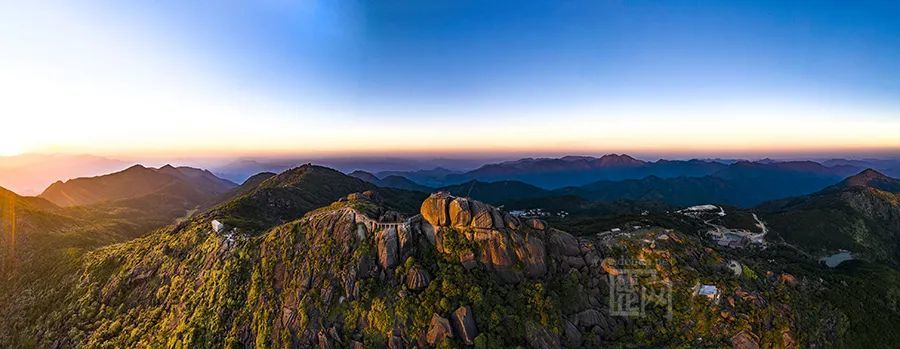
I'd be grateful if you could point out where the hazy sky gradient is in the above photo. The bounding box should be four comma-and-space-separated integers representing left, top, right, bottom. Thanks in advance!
2, 0, 899, 158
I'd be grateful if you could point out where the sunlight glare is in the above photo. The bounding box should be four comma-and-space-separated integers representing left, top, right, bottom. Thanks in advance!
0, 138, 23, 156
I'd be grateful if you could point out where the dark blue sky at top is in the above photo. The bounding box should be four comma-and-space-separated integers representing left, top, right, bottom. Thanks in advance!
103, 0, 899, 113
6, 0, 900, 159
359, 0, 900, 107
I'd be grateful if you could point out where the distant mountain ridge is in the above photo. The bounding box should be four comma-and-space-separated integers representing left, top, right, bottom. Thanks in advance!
383, 157, 866, 207
822, 158, 900, 177
443, 154, 661, 188
348, 170, 432, 192
213, 158, 483, 184
382, 154, 870, 190
39, 164, 237, 207
437, 180, 550, 203
0, 154, 128, 195
371, 167, 462, 188
209, 154, 899, 193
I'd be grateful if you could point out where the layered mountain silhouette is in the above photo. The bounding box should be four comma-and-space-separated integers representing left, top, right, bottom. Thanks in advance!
561, 160, 856, 207
0, 154, 128, 196
377, 155, 865, 198
365, 158, 861, 208
209, 165, 425, 232
375, 167, 461, 187
216, 155, 884, 210
349, 170, 432, 192
444, 154, 696, 188
822, 158, 900, 177
40, 164, 237, 207
437, 180, 550, 203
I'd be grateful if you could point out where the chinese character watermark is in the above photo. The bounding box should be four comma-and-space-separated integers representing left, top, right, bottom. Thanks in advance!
607, 259, 672, 319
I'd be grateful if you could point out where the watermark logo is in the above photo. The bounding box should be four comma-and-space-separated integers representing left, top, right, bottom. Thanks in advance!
606, 258, 672, 318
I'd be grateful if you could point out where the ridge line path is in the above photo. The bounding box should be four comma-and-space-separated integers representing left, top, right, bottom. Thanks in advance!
301, 207, 422, 233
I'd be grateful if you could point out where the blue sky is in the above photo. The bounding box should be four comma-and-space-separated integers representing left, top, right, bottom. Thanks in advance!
1, 0, 899, 158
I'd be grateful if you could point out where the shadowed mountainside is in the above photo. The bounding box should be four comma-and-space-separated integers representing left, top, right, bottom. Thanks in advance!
437, 180, 550, 204
208, 165, 425, 232
760, 169, 900, 264
40, 164, 237, 207
0, 154, 128, 196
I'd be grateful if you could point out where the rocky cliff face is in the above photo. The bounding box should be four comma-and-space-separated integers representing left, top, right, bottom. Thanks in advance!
419, 192, 604, 286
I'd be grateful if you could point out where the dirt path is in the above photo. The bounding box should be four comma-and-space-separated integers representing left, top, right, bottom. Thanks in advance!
750, 213, 768, 243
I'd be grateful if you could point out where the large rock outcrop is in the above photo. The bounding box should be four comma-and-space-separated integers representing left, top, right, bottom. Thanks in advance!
448, 198, 473, 226
420, 193, 554, 281
406, 265, 430, 291
420, 193, 452, 227
562, 320, 582, 347
421, 192, 515, 231
470, 200, 496, 229
376, 227, 400, 270
510, 231, 547, 278
451, 305, 479, 345
426, 314, 453, 345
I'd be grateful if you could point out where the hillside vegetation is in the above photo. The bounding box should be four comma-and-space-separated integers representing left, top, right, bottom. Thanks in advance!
761, 169, 900, 264
3, 166, 900, 348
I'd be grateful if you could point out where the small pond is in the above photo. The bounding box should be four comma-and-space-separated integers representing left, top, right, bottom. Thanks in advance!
819, 251, 854, 268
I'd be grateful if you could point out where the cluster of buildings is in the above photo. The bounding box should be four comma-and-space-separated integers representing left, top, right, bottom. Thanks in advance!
676, 204, 767, 249
677, 204, 726, 217
693, 284, 721, 304
709, 229, 751, 248
707, 228, 765, 249
508, 208, 569, 219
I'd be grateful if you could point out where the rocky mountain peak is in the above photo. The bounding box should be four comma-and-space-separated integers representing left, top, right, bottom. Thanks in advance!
122, 164, 149, 172
418, 192, 592, 282
348, 170, 380, 183
837, 168, 900, 192
560, 155, 595, 162
420, 192, 517, 231
241, 171, 276, 185
852, 168, 888, 181
596, 153, 645, 166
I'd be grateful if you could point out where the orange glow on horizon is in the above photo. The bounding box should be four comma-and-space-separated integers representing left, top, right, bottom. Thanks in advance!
13, 101, 900, 160
26, 142, 900, 161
